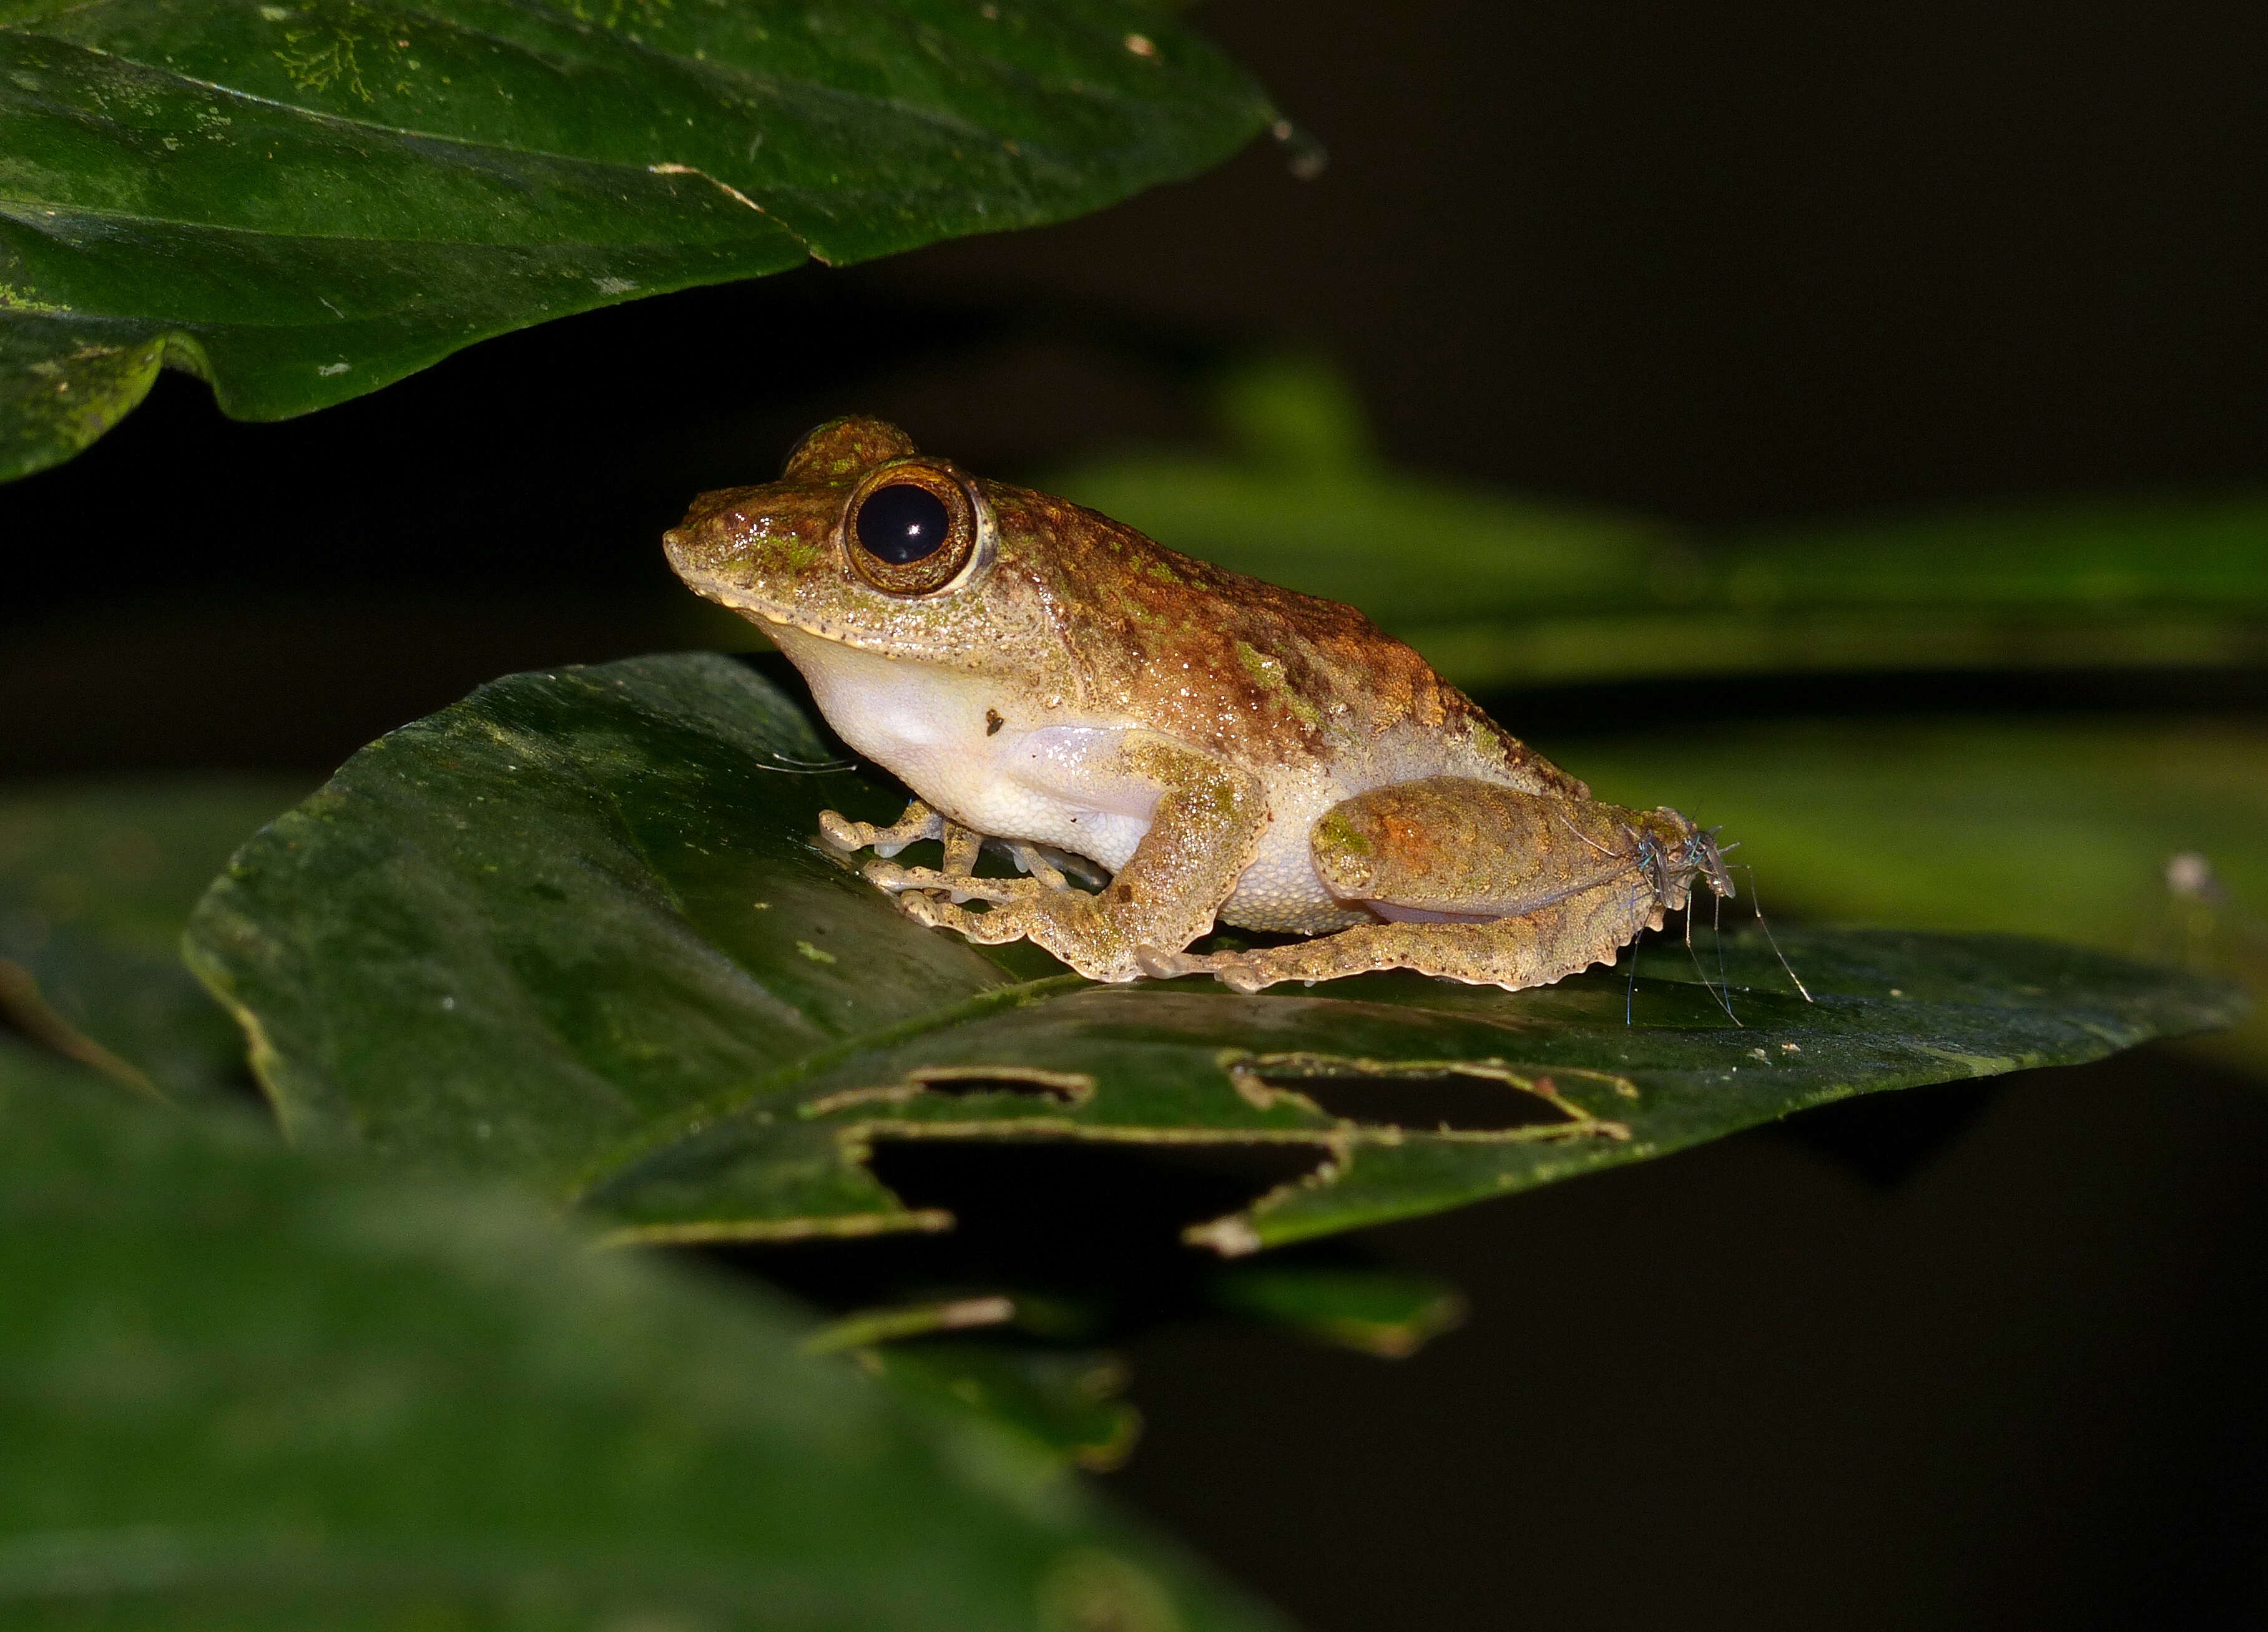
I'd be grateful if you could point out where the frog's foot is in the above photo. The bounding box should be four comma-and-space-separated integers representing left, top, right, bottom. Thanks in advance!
893, 889, 1163, 983
819, 801, 942, 859
1135, 945, 1272, 993
863, 859, 1053, 908
1141, 874, 1657, 994
822, 800, 985, 882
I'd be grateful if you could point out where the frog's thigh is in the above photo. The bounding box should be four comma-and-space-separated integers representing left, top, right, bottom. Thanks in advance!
1310, 778, 1639, 919
896, 733, 1267, 984
1151, 870, 1657, 994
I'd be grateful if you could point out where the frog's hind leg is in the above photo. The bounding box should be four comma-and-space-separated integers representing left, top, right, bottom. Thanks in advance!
1141, 869, 1658, 993
1140, 778, 1677, 993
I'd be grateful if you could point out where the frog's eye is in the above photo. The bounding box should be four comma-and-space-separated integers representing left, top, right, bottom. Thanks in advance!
842, 464, 986, 595
856, 484, 950, 565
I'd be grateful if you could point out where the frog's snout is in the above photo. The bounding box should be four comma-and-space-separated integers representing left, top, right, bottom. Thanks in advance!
661, 496, 765, 593
660, 521, 722, 590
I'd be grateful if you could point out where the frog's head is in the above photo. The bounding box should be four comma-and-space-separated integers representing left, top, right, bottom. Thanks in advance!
664, 417, 1056, 670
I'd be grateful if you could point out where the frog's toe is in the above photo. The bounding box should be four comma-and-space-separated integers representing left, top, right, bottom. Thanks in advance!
1139, 946, 1282, 992
865, 861, 1045, 906
892, 891, 1029, 945
1213, 962, 1276, 994
1137, 945, 1258, 987
820, 801, 945, 859
996, 841, 1071, 892
1001, 841, 1109, 891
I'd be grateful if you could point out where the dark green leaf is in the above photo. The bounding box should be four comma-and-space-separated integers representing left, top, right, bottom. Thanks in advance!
1200, 1264, 1464, 1359
0, 1033, 115, 1094
0, 0, 1272, 478
0, 780, 303, 1102
182, 655, 2241, 1252
857, 1340, 1142, 1472
1044, 358, 2268, 688
1569, 718, 2268, 1077
0, 1067, 1284, 1630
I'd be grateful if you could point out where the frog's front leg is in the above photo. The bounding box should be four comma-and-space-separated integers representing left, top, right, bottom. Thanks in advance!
867, 733, 1269, 984
820, 798, 950, 860
819, 797, 988, 898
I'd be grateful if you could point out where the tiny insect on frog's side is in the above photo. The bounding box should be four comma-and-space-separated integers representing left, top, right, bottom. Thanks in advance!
664, 417, 1732, 993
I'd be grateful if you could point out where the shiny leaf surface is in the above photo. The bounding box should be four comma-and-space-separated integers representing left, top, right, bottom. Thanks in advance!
0, 0, 1271, 478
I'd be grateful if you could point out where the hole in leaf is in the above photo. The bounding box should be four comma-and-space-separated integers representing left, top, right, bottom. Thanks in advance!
912, 1068, 1087, 1105
720, 1140, 1333, 1334
801, 1067, 1092, 1117
870, 1139, 1327, 1253
1264, 1072, 1577, 1132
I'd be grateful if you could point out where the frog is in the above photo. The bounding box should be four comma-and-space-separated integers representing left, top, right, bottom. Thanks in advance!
663, 416, 1731, 994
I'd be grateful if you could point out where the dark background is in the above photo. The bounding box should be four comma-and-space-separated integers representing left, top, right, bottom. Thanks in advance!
7, 0, 2268, 1624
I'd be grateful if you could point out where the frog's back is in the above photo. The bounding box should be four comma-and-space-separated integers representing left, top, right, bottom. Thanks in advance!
993, 482, 1584, 801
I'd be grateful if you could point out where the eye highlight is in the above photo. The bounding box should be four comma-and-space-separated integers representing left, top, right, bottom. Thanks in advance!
840, 462, 986, 595
855, 483, 950, 564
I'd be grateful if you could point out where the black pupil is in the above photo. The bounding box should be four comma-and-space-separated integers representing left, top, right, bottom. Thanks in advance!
855, 484, 951, 565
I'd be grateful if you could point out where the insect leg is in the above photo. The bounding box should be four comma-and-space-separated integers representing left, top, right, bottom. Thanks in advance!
1727, 862, 1814, 1003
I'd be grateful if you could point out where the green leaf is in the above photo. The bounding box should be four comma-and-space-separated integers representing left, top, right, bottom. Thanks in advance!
0, 1, 1272, 480
182, 655, 2242, 1253
1044, 359, 2268, 689
1200, 1264, 1465, 1359
0, 780, 304, 1103
856, 1340, 1143, 1472
1568, 718, 2268, 1077
0, 1068, 1284, 1631
0, 1033, 118, 1095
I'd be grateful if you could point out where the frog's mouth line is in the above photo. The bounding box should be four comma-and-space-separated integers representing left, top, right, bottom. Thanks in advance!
685, 578, 919, 662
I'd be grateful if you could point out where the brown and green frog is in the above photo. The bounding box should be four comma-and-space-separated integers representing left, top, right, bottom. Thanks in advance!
664, 417, 1730, 993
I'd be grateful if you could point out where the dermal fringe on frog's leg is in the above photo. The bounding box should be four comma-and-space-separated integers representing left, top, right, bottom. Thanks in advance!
888, 740, 1267, 984
1143, 869, 1662, 993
